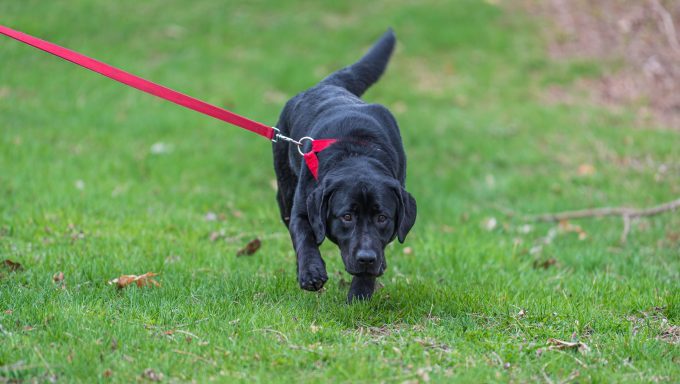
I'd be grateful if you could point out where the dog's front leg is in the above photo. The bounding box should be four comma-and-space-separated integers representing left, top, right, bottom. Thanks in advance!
348, 276, 376, 302
289, 213, 328, 291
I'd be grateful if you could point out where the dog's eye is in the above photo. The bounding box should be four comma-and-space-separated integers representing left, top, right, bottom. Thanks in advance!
342, 214, 353, 222
377, 214, 387, 223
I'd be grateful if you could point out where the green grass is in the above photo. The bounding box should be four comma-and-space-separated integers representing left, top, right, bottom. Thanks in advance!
1, 0, 679, 382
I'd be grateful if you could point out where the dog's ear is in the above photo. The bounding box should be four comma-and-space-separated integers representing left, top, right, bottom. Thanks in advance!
306, 185, 331, 245
394, 186, 417, 243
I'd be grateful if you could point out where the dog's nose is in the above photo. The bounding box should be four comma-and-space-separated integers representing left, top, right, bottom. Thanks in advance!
356, 249, 377, 265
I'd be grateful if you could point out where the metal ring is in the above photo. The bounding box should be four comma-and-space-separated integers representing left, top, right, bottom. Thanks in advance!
297, 136, 314, 156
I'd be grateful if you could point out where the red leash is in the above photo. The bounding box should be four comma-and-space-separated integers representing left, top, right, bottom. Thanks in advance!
0, 24, 337, 179
0, 24, 275, 140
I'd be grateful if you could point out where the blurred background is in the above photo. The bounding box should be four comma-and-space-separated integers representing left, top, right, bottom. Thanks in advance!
525, 0, 680, 128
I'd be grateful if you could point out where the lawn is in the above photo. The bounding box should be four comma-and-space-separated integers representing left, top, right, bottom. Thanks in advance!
1, 0, 678, 382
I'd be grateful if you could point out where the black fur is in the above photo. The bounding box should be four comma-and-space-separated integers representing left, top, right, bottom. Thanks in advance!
272, 29, 417, 302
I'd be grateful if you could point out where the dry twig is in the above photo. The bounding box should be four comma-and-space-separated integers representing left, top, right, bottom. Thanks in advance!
526, 198, 680, 243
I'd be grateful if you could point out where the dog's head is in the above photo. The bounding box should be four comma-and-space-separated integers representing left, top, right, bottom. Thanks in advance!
306, 174, 416, 276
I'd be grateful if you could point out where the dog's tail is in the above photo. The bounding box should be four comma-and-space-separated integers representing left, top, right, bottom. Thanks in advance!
320, 28, 396, 97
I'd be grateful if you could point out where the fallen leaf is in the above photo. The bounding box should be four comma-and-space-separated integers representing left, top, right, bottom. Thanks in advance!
236, 238, 261, 256
547, 338, 590, 354
53, 272, 64, 283
517, 309, 527, 318
4, 309, 13, 315
403, 247, 413, 255
108, 272, 160, 289
102, 369, 112, 378
577, 163, 596, 176
53, 271, 67, 289
2, 259, 23, 271
533, 258, 557, 269
141, 368, 163, 382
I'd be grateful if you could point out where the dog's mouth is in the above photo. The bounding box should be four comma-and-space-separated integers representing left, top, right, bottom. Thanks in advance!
348, 271, 381, 277
343, 258, 385, 277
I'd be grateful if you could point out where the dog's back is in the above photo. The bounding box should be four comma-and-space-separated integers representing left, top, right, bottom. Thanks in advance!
274, 28, 405, 183
277, 29, 400, 146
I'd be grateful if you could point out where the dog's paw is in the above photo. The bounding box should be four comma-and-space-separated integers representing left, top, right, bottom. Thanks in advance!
298, 261, 328, 291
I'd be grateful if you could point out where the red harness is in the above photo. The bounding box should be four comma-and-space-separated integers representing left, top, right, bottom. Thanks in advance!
0, 25, 335, 179
301, 139, 337, 180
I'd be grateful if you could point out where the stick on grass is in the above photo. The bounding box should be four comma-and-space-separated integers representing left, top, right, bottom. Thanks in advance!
526, 197, 680, 243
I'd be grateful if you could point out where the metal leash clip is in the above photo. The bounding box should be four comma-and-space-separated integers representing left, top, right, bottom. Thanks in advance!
271, 127, 314, 156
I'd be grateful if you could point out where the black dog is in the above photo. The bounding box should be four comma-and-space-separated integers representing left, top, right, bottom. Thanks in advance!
272, 29, 416, 302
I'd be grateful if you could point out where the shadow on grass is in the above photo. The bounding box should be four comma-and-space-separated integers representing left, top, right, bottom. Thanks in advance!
282, 278, 468, 329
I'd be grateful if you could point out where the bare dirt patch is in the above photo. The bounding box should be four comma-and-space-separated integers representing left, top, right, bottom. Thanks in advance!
522, 0, 680, 128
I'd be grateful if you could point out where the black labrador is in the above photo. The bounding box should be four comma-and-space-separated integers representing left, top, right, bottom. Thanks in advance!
272, 29, 416, 302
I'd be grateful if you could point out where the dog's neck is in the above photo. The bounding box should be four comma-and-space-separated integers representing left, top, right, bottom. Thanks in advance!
320, 147, 397, 181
